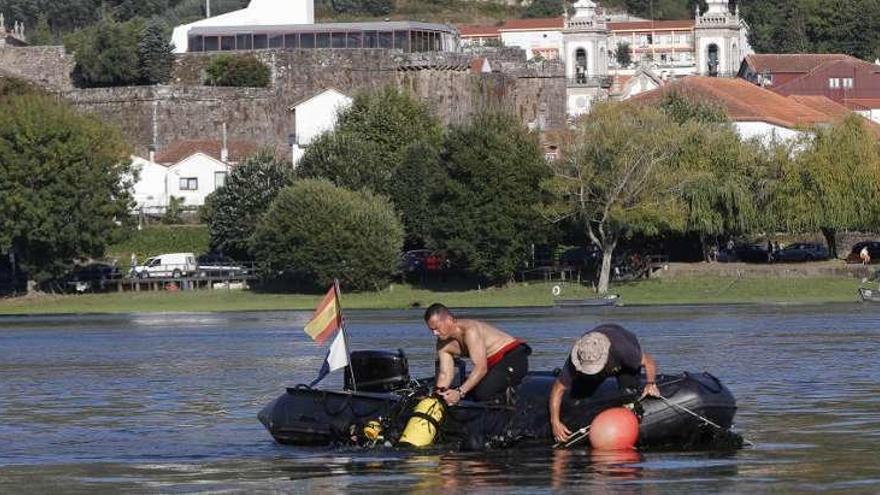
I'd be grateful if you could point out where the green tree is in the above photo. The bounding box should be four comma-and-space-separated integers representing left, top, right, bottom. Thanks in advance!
773, 115, 880, 258
330, 0, 393, 16
252, 179, 404, 291
297, 86, 442, 246
656, 92, 763, 260
613, 41, 632, 68
137, 19, 175, 85
390, 141, 448, 248
524, 0, 565, 18
0, 94, 132, 285
543, 102, 688, 294
433, 111, 549, 283
28, 14, 54, 45
204, 54, 271, 87
67, 17, 142, 88
206, 150, 292, 260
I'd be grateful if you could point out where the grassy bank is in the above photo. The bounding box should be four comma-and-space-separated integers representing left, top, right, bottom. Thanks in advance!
0, 276, 866, 315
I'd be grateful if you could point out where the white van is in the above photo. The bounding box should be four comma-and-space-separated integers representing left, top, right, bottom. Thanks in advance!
135, 253, 197, 278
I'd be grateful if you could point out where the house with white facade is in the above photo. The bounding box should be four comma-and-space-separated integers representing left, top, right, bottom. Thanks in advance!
129, 156, 168, 214
629, 76, 874, 144
130, 139, 259, 214
289, 88, 353, 165
164, 153, 231, 208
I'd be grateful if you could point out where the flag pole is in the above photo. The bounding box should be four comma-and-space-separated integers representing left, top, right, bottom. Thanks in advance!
334, 279, 357, 392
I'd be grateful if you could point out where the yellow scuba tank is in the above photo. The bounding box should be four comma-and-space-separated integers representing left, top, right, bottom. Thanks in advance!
398, 396, 445, 447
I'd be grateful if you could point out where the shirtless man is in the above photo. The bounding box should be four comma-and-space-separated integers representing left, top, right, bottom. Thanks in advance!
424, 303, 530, 406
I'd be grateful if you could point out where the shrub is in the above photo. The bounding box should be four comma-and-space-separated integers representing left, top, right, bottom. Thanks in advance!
252, 179, 404, 291
207, 150, 293, 260
205, 54, 271, 87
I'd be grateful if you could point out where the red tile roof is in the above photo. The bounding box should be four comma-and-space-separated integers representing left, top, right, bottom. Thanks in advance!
607, 20, 695, 31
459, 24, 501, 37
743, 54, 853, 74
788, 95, 853, 120
630, 76, 839, 128
843, 98, 880, 110
499, 17, 565, 31
155, 139, 260, 165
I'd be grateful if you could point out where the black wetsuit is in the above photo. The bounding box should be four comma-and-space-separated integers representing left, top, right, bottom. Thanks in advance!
467, 342, 531, 402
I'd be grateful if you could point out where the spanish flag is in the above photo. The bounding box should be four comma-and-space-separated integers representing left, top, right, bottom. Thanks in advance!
304, 285, 341, 344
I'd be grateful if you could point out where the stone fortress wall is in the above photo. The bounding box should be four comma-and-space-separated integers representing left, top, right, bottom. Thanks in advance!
1, 45, 566, 157
0, 46, 73, 91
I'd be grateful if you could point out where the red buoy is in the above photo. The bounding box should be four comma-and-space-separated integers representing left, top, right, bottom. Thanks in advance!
589, 407, 640, 451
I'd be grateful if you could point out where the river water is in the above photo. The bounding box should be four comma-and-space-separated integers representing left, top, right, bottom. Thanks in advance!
1, 304, 879, 494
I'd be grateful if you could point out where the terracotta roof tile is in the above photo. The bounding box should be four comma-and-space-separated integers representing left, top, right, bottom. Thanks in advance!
744, 54, 853, 74
843, 98, 880, 110
155, 139, 260, 165
607, 20, 695, 31
459, 24, 501, 37
630, 76, 838, 128
499, 17, 565, 31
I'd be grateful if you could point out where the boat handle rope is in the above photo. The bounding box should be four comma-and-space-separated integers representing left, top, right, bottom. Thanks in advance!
554, 425, 591, 449
658, 395, 754, 447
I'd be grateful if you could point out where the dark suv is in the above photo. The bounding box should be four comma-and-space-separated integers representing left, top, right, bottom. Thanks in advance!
847, 241, 880, 264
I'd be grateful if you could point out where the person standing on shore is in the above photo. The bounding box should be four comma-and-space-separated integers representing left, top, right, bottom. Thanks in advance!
861, 246, 871, 265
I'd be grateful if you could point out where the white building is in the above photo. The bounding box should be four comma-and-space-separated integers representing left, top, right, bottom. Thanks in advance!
459, 0, 752, 115
564, 0, 610, 116
289, 88, 353, 165
129, 155, 168, 213
171, 0, 457, 54
693, 0, 751, 77
165, 153, 231, 207
630, 76, 862, 145
172, 0, 315, 53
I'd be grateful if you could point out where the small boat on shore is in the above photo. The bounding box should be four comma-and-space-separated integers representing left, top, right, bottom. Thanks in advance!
554, 294, 620, 308
258, 350, 741, 451
858, 287, 880, 302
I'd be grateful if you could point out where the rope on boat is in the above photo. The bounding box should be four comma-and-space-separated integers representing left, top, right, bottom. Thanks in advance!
658, 395, 754, 447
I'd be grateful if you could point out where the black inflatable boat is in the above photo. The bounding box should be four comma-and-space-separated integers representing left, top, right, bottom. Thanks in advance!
258, 350, 742, 451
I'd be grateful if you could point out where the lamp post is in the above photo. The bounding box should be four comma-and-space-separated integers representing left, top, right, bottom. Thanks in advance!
206, 0, 211, 18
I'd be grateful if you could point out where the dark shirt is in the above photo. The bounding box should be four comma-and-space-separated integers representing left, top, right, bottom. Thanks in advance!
558, 325, 643, 388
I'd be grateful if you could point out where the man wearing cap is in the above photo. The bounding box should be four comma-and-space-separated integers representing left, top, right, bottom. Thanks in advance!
549, 323, 660, 442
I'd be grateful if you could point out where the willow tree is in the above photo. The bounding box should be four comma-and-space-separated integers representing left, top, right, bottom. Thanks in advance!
658, 92, 763, 259
773, 115, 880, 257
543, 102, 688, 294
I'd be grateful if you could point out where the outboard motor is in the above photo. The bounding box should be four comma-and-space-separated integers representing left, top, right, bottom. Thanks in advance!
344, 349, 410, 392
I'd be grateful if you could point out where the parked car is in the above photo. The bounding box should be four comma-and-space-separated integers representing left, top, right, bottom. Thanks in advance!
734, 243, 770, 263
65, 262, 122, 292
134, 252, 197, 278
847, 241, 880, 264
773, 242, 829, 262
400, 249, 433, 273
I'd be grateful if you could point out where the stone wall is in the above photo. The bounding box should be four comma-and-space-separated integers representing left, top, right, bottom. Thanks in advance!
0, 46, 73, 91
65, 49, 563, 157
66, 86, 283, 157
7, 47, 565, 158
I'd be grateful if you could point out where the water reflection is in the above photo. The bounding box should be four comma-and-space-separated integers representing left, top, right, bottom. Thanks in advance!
0, 305, 879, 493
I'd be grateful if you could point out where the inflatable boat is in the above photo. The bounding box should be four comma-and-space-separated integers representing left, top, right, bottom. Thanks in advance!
858, 287, 880, 303
258, 350, 742, 451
